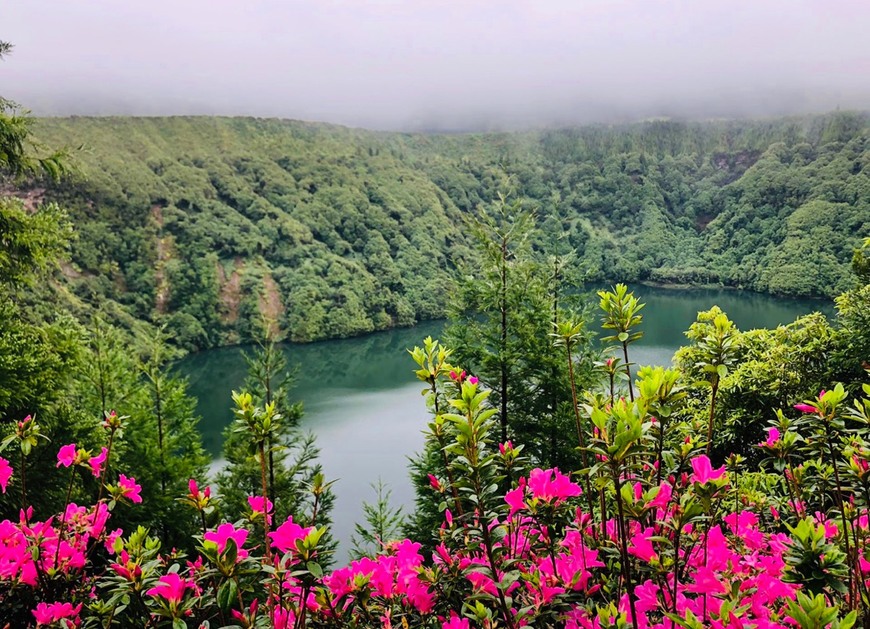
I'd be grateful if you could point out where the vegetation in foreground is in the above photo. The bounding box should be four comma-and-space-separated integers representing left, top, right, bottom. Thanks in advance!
3, 300, 870, 628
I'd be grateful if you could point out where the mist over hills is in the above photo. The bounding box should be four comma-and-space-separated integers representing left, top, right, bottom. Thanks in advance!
4, 1, 869, 132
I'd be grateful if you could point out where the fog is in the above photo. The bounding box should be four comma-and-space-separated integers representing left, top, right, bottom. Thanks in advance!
2, 0, 868, 131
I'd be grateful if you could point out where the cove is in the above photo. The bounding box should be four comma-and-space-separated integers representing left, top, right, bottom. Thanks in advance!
176, 286, 832, 563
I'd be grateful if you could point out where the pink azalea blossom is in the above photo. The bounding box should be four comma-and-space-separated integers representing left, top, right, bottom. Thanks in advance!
269, 515, 313, 555
427, 474, 442, 491
794, 403, 817, 414
442, 612, 470, 629
146, 572, 192, 604
628, 527, 657, 562
0, 457, 11, 493
527, 468, 582, 503
117, 474, 142, 503
88, 447, 108, 478
468, 376, 479, 385
690, 455, 726, 484
204, 522, 249, 559
685, 565, 728, 595
505, 482, 526, 516
104, 528, 123, 554
760, 427, 780, 447
33, 602, 83, 627
56, 444, 77, 468
248, 495, 273, 524
646, 482, 672, 509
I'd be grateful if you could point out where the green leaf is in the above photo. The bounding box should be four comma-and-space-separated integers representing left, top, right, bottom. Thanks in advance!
216, 579, 238, 614
307, 561, 323, 578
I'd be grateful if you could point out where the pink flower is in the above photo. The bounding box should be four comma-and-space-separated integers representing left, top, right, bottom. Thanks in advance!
646, 482, 672, 509
269, 516, 313, 555
760, 427, 780, 447
57, 444, 77, 468
442, 612, 471, 628
427, 474, 442, 491
685, 565, 728, 595
33, 602, 83, 627
449, 370, 467, 383
88, 447, 108, 478
118, 474, 142, 503
105, 528, 123, 554
628, 527, 657, 562
690, 455, 726, 485
794, 403, 817, 414
204, 523, 249, 559
505, 482, 526, 516
0, 457, 11, 493
527, 468, 582, 503
146, 572, 192, 605
248, 495, 273, 524
468, 376, 479, 385
445, 508, 453, 527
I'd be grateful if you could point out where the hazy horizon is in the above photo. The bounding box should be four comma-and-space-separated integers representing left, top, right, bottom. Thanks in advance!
3, 1, 869, 132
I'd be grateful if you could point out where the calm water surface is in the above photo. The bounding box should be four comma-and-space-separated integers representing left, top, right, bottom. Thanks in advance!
176, 286, 831, 563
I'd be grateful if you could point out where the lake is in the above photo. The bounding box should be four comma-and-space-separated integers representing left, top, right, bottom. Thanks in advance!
176, 286, 832, 563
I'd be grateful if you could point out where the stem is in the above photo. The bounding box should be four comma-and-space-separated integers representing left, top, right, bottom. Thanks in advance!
672, 524, 682, 615
705, 381, 719, 456
293, 583, 312, 629
824, 420, 855, 608
565, 341, 596, 521
500, 235, 509, 443
622, 342, 634, 402
265, 361, 276, 507
19, 448, 27, 519
97, 429, 116, 504
435, 429, 464, 518
466, 405, 515, 629
432, 380, 463, 517
613, 466, 639, 629
655, 420, 666, 486
258, 441, 272, 560
54, 467, 77, 568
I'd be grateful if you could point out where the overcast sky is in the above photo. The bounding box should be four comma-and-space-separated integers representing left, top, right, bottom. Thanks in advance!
2, 1, 869, 130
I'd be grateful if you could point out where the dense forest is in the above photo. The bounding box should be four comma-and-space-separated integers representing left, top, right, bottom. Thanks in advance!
18, 111, 870, 350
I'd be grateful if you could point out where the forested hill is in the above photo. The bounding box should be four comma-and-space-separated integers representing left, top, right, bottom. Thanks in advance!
24, 112, 870, 349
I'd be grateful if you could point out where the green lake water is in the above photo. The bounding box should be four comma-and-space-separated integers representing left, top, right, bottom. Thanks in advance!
176, 286, 832, 563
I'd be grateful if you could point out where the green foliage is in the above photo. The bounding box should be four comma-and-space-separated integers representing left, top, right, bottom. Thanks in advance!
9, 112, 864, 351
350, 479, 406, 560
0, 197, 72, 288
216, 329, 334, 555
445, 190, 597, 468
784, 518, 850, 596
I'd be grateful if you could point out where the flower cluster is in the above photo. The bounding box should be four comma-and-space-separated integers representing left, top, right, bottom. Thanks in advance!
2, 373, 870, 629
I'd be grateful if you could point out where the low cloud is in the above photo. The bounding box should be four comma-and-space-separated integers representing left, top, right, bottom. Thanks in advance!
3, 0, 868, 130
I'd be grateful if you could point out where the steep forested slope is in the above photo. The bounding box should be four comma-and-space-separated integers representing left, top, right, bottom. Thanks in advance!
24, 112, 870, 348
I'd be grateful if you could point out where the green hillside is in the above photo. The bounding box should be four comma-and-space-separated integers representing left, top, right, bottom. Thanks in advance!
24, 112, 870, 349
